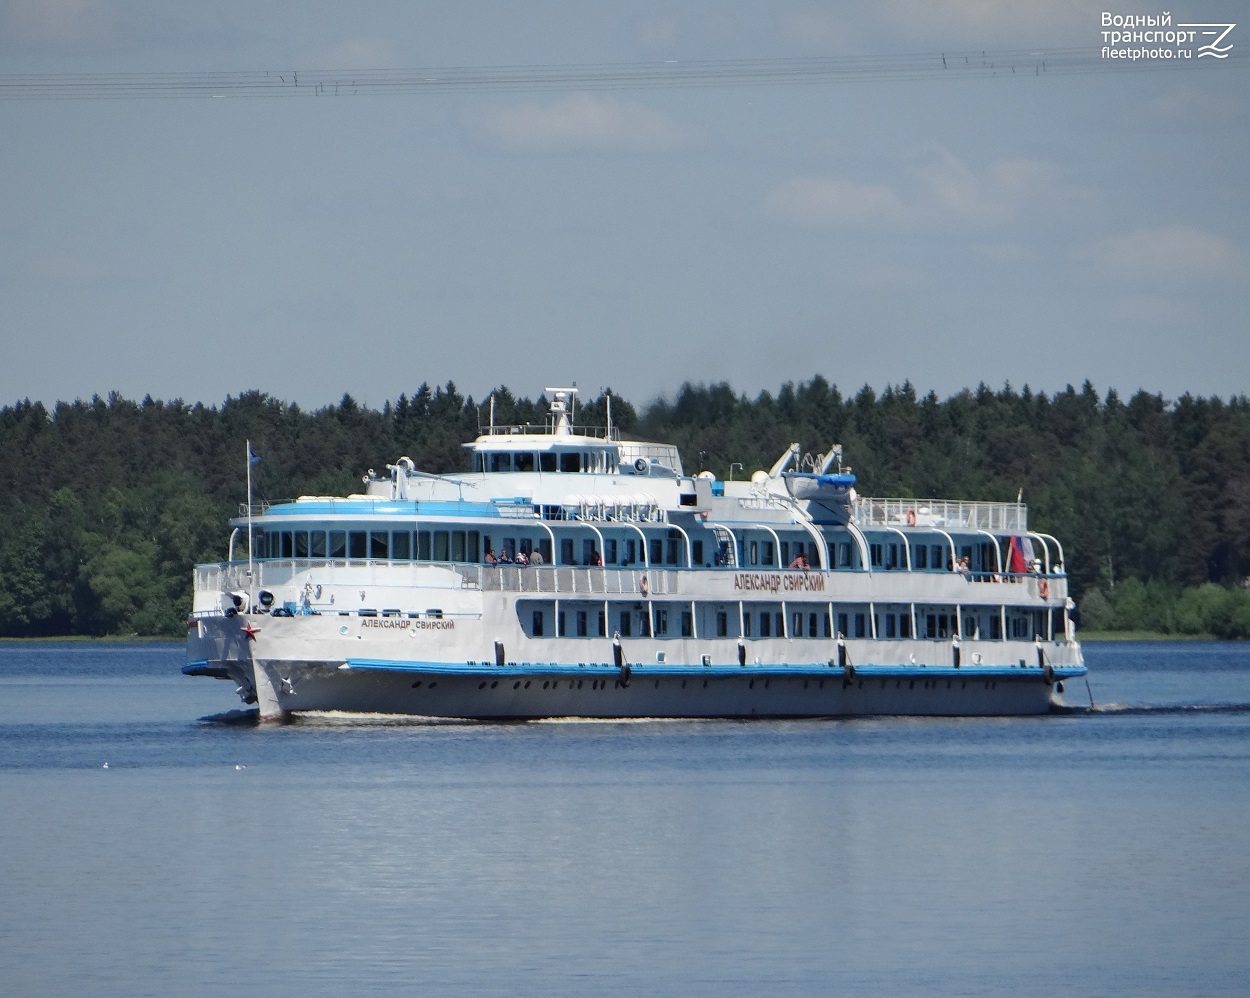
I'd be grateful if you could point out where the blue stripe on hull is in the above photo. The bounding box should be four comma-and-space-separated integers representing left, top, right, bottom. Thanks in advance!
344, 657, 1087, 680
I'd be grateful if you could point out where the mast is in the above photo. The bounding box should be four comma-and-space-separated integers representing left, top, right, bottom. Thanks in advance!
246, 439, 255, 608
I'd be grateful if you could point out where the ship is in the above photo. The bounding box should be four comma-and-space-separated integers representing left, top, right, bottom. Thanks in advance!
184, 387, 1085, 720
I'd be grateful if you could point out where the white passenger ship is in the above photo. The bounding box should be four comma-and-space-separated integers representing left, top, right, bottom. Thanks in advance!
185, 388, 1085, 720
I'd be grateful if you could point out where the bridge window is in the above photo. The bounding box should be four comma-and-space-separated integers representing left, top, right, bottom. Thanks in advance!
349, 532, 367, 560
514, 452, 534, 472
490, 453, 512, 473
560, 452, 580, 473
540, 453, 557, 472
310, 531, 326, 558
370, 531, 389, 560
433, 531, 449, 561
417, 531, 431, 560
451, 531, 466, 562
392, 531, 411, 560
330, 531, 346, 558
294, 532, 309, 559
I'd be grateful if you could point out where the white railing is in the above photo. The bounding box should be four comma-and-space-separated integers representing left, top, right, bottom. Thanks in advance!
194, 560, 680, 597
855, 497, 1028, 533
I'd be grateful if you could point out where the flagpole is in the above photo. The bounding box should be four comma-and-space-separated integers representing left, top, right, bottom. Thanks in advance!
246, 439, 254, 610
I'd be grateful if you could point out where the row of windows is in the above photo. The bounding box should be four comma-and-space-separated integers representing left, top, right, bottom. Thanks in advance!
518, 602, 1057, 642
254, 527, 1024, 576
472, 450, 614, 474
256, 529, 481, 564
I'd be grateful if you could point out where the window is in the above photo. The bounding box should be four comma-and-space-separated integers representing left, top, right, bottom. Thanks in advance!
417, 531, 431, 560
558, 611, 566, 636
693, 540, 704, 565
716, 611, 728, 637
451, 531, 466, 562
281, 532, 294, 558
666, 537, 680, 565
870, 543, 883, 567
760, 613, 771, 638
368, 531, 387, 560
809, 613, 818, 638
915, 545, 928, 569
490, 453, 511, 473
743, 613, 752, 637
656, 608, 669, 635
625, 540, 636, 565
576, 611, 587, 637
597, 610, 606, 636
349, 532, 367, 560
886, 615, 896, 638
763, 541, 775, 566
606, 539, 618, 563
775, 612, 784, 637
329, 531, 347, 558
391, 532, 410, 560
780, 542, 791, 566
650, 539, 663, 565
838, 542, 851, 568
560, 452, 580, 473
823, 612, 832, 638
433, 532, 449, 561
561, 538, 575, 565
931, 545, 945, 570
682, 611, 693, 637
514, 452, 534, 472
532, 610, 544, 637
539, 453, 557, 472
991, 615, 1003, 639
294, 532, 309, 559
468, 532, 480, 560
854, 613, 866, 638
749, 541, 759, 565
837, 613, 849, 637
900, 613, 911, 638
793, 612, 803, 636
964, 616, 977, 638
582, 539, 596, 565
619, 611, 631, 637
310, 531, 326, 558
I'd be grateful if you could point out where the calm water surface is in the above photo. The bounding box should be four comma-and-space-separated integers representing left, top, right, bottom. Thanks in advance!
2, 641, 1248, 996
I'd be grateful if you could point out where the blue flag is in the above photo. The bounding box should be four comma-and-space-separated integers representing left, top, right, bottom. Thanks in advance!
248, 442, 262, 465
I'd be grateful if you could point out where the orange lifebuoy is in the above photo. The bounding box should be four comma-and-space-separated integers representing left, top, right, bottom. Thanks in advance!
905, 508, 916, 527
1039, 580, 1050, 600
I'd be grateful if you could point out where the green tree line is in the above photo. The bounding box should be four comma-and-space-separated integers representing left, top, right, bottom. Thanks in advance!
0, 380, 1247, 637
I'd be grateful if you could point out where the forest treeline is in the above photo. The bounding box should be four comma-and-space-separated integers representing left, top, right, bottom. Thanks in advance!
1, 378, 1248, 638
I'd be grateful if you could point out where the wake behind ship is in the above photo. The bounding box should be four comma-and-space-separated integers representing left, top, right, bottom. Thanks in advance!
185, 388, 1085, 719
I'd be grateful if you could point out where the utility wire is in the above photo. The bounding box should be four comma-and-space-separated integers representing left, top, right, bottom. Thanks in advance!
1, 48, 1244, 100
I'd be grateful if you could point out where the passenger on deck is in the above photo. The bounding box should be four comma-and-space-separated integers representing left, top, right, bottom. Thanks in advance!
499, 548, 513, 563
514, 549, 529, 566
956, 555, 971, 577
788, 553, 810, 571
483, 547, 498, 566
528, 548, 545, 565
590, 546, 603, 567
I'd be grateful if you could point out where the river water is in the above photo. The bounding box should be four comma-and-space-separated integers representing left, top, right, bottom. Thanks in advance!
1, 640, 1248, 996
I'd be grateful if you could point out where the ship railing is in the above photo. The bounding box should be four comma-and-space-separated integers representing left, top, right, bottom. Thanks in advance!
194, 560, 679, 597
854, 497, 1028, 533
478, 565, 678, 596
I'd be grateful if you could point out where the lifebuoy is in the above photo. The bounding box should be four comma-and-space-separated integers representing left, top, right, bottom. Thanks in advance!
906, 508, 916, 526
1039, 580, 1050, 600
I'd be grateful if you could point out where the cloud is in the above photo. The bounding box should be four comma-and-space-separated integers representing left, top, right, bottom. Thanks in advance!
484, 93, 687, 150
2, 0, 112, 48
872, 0, 1093, 45
765, 177, 904, 227
319, 37, 397, 69
1078, 226, 1250, 283
779, 9, 849, 51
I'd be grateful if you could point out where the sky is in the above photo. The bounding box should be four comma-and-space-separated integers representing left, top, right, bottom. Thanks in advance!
1, 0, 1247, 411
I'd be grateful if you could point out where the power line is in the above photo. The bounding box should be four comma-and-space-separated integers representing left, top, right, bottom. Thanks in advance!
1, 48, 1244, 100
